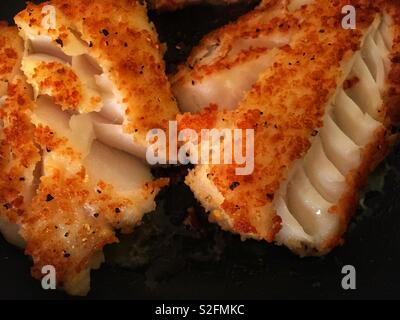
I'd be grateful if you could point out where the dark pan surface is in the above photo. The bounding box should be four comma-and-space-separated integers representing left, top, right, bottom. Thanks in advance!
0, 0, 400, 300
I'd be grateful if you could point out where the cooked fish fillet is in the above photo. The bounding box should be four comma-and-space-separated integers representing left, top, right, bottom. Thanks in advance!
15, 0, 179, 159
171, 0, 292, 112
177, 0, 400, 255
148, 0, 249, 11
0, 23, 168, 295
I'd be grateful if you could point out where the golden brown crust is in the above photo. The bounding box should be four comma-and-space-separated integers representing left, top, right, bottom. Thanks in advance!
171, 0, 289, 87
15, 0, 179, 146
24, 153, 168, 289
178, 0, 384, 243
30, 61, 101, 112
0, 80, 41, 224
1, 79, 169, 293
0, 24, 169, 294
0, 24, 23, 97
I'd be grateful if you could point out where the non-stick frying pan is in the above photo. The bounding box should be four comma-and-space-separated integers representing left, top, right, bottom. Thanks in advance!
0, 0, 399, 300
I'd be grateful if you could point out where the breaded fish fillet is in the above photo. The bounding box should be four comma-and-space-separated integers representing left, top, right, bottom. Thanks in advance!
0, 23, 168, 295
15, 0, 179, 159
177, 0, 400, 255
172, 0, 290, 112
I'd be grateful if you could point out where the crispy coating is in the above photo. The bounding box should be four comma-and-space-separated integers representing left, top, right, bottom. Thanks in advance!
1, 77, 168, 295
15, 0, 179, 146
1, 77, 169, 295
0, 80, 40, 224
30, 61, 101, 112
172, 0, 288, 84
178, 0, 399, 251
0, 22, 169, 294
0, 25, 37, 224
170, 0, 290, 112
24, 146, 167, 295
0, 24, 23, 97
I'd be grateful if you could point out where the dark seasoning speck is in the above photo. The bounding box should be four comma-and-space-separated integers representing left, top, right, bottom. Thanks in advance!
55, 38, 63, 47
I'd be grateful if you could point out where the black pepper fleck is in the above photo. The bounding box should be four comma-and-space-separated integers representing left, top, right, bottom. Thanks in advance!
55, 38, 63, 47
229, 181, 240, 190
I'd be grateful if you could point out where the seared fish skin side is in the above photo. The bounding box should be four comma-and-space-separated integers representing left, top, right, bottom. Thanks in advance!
177, 0, 400, 255
0, 23, 168, 295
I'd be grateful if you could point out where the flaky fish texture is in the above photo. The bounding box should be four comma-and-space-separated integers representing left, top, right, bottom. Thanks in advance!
0, 22, 168, 296
177, 0, 400, 255
15, 0, 179, 159
172, 0, 290, 112
148, 0, 249, 11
